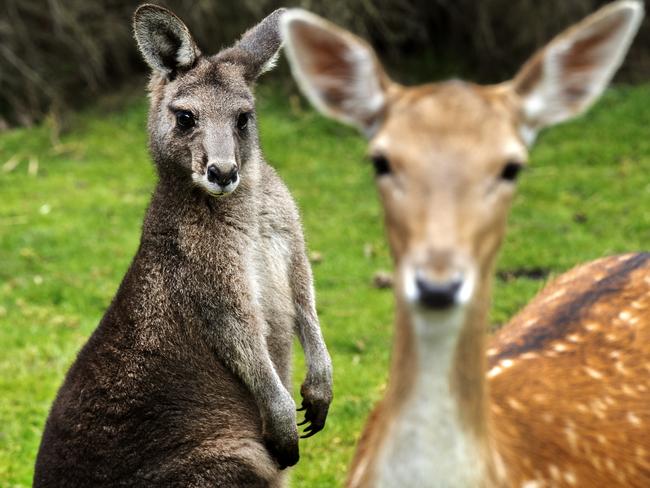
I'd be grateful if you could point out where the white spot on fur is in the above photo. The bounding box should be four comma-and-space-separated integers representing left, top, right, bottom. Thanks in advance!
627, 411, 642, 426
584, 366, 603, 380
532, 393, 547, 403
553, 342, 569, 352
524, 318, 538, 328
615, 361, 629, 375
521, 481, 542, 488
507, 398, 524, 411
487, 366, 502, 378
584, 322, 601, 332
544, 288, 566, 302
592, 455, 603, 471
603, 395, 616, 406
520, 352, 538, 360
590, 398, 608, 419
622, 384, 637, 396
564, 426, 578, 451
631, 300, 645, 310
567, 333, 582, 343
606, 458, 616, 473
564, 471, 578, 485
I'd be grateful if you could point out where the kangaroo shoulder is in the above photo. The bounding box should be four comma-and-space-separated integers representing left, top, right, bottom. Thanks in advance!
258, 162, 301, 227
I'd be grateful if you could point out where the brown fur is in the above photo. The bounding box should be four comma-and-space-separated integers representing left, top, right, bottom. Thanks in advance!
34, 6, 332, 487
491, 253, 650, 487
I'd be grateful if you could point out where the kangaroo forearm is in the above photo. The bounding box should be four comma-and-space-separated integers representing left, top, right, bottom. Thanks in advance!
296, 305, 332, 381
290, 251, 332, 380
206, 316, 291, 410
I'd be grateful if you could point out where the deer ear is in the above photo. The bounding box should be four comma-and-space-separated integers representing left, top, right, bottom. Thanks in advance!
512, 0, 643, 143
133, 4, 200, 78
281, 9, 391, 135
234, 8, 286, 80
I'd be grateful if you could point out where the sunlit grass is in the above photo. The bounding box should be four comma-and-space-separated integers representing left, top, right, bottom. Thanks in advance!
1, 82, 649, 486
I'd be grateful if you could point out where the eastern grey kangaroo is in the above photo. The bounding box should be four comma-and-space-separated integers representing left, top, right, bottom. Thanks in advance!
34, 5, 332, 487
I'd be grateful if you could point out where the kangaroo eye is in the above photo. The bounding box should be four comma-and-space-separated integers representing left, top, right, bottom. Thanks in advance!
237, 112, 250, 131
371, 155, 391, 177
500, 161, 524, 182
175, 110, 195, 130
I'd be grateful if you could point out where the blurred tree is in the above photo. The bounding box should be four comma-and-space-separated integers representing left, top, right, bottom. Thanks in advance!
0, 0, 647, 128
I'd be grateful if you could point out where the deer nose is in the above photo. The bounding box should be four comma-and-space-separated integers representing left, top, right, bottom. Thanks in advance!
207, 164, 238, 186
415, 275, 463, 310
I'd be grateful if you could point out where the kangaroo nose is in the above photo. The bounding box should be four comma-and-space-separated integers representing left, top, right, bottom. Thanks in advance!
415, 276, 463, 310
207, 164, 238, 186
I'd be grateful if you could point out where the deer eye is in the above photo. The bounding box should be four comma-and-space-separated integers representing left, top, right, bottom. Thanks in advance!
371, 155, 391, 177
237, 112, 250, 131
500, 161, 524, 182
175, 110, 195, 130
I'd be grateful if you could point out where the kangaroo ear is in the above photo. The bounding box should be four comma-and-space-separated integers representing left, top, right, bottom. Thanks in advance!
133, 4, 200, 78
234, 9, 286, 81
281, 9, 391, 135
512, 0, 643, 143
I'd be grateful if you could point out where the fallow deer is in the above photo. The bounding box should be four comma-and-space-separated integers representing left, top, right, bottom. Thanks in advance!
281, 2, 647, 486
34, 6, 332, 487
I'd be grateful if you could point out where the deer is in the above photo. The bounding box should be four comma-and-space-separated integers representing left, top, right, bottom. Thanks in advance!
33, 5, 332, 487
281, 1, 647, 486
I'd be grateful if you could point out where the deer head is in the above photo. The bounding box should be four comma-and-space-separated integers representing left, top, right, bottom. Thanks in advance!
281, 1, 643, 318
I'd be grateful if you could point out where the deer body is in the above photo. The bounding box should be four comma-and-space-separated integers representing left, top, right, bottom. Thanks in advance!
491, 253, 650, 487
34, 6, 332, 487
351, 253, 650, 488
281, 2, 645, 487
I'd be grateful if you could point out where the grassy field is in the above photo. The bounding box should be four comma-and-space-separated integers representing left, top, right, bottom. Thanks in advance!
1, 81, 649, 487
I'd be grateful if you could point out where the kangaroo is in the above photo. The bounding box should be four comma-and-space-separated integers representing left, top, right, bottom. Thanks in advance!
33, 5, 332, 487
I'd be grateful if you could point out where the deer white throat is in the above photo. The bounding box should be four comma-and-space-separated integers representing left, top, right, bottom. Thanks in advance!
376, 307, 486, 488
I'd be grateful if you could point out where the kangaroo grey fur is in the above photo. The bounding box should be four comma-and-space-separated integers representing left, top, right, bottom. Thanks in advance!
33, 5, 333, 487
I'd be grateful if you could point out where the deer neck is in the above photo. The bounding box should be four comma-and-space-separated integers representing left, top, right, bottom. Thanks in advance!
374, 274, 499, 487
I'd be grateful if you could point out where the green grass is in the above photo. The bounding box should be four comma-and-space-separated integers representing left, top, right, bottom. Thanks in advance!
1, 82, 650, 487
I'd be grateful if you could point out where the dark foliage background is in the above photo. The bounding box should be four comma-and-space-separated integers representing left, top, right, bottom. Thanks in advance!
1, 0, 649, 128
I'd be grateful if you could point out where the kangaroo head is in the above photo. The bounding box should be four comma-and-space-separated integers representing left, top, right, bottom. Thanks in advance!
133, 5, 284, 197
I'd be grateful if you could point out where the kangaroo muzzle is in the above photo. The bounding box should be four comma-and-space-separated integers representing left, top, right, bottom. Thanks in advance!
207, 164, 238, 187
